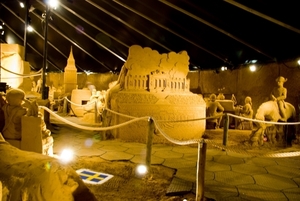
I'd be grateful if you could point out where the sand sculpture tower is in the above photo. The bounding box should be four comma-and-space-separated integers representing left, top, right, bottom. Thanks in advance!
64, 47, 77, 94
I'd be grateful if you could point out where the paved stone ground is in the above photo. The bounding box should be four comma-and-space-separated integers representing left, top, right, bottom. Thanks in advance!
50, 117, 300, 201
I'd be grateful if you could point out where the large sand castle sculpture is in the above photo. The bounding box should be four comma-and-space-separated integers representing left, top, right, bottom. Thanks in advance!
107, 45, 206, 142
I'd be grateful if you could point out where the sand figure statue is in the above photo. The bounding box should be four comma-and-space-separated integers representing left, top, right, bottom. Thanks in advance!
270, 76, 288, 122
22, 99, 51, 138
31, 80, 37, 92
249, 80, 296, 146
36, 78, 43, 93
1, 89, 27, 140
237, 96, 253, 130
239, 96, 253, 119
206, 94, 224, 129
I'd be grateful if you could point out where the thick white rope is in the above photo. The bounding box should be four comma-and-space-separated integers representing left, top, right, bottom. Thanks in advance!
152, 117, 202, 145
104, 107, 137, 119
40, 106, 149, 131
0, 65, 42, 77
64, 96, 96, 107
228, 113, 300, 125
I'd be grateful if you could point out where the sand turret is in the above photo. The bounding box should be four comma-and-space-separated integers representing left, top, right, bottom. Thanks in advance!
63, 46, 77, 94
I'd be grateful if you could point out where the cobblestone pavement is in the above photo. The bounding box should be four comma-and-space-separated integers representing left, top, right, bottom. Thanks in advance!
51, 118, 300, 201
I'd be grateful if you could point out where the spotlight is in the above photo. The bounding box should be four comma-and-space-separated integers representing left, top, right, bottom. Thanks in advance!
47, 0, 59, 9
19, 2, 25, 8
27, 25, 33, 32
221, 66, 227, 71
60, 148, 74, 163
249, 65, 256, 72
27, 17, 33, 32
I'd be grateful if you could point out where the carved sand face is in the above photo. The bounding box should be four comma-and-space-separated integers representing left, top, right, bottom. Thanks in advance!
277, 81, 284, 87
6, 89, 25, 106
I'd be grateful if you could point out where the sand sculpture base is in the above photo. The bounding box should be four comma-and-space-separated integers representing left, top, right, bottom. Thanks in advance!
110, 91, 206, 143
5, 116, 53, 156
71, 89, 92, 117
0, 141, 96, 201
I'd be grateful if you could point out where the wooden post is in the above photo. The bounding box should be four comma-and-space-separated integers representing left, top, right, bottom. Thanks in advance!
146, 117, 154, 170
223, 113, 229, 146
101, 109, 108, 140
196, 140, 207, 201
63, 98, 68, 115
94, 101, 98, 123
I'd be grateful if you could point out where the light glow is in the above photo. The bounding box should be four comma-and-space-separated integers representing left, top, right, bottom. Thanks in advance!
221, 66, 227, 71
249, 65, 256, 72
297, 59, 300, 66
136, 164, 148, 175
27, 25, 33, 32
60, 148, 74, 163
20, 2, 25, 8
48, 0, 58, 8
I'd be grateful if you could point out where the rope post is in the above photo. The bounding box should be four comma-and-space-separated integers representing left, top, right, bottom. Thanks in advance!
195, 139, 207, 201
63, 98, 68, 115
223, 113, 229, 146
146, 117, 154, 170
94, 101, 98, 123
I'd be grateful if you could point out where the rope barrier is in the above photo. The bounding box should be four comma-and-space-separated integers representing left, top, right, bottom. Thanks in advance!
153, 117, 201, 145
64, 96, 97, 107
0, 65, 42, 77
104, 107, 137, 119
40, 106, 149, 131
228, 113, 300, 125
41, 95, 300, 158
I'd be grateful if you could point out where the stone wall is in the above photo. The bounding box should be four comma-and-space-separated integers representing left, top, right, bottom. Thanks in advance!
188, 60, 300, 116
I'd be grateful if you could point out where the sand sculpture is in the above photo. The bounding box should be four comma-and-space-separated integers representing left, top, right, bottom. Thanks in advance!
0, 141, 96, 201
82, 89, 106, 123
206, 93, 224, 129
0, 44, 31, 89
64, 47, 78, 94
106, 45, 206, 142
1, 88, 53, 155
236, 96, 253, 130
1, 89, 27, 140
250, 77, 296, 146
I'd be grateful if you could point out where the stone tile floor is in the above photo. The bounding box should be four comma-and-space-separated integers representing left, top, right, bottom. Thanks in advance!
51, 118, 300, 201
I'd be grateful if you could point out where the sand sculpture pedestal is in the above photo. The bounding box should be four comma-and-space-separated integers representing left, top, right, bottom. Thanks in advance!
5, 116, 53, 156
110, 92, 205, 143
107, 45, 206, 143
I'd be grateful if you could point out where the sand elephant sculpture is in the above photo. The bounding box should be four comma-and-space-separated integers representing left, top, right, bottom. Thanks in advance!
250, 100, 296, 146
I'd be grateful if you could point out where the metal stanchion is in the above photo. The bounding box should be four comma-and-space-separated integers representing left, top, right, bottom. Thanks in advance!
145, 117, 154, 170
196, 139, 207, 201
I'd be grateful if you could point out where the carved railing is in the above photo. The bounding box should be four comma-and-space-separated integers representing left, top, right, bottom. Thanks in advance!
124, 73, 190, 92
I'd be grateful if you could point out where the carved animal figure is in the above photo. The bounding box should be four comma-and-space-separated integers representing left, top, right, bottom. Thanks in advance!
250, 100, 296, 146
